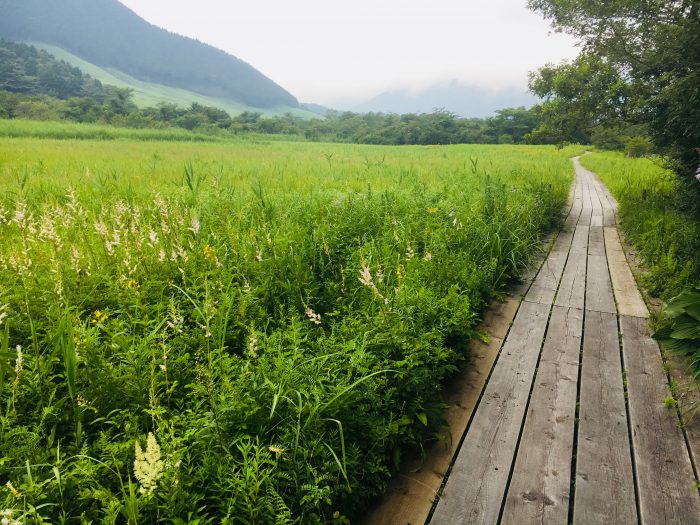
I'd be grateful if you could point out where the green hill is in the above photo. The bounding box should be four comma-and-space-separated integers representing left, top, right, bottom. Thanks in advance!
31, 44, 314, 118
0, 0, 300, 111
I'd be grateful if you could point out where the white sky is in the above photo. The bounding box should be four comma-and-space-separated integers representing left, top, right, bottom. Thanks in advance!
117, 0, 579, 106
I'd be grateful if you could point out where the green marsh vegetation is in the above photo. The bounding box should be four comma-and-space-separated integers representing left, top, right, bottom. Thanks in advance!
0, 137, 580, 522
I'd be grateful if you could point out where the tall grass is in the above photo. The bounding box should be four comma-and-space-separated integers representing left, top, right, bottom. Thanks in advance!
0, 137, 581, 522
0, 118, 300, 143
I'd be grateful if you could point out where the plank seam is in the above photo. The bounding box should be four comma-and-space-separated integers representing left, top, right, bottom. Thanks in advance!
567, 181, 589, 524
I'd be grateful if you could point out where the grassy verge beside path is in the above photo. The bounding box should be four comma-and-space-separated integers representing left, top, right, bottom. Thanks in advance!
580, 151, 700, 300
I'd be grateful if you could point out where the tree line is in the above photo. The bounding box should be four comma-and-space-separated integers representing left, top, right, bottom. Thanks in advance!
0, 39, 653, 151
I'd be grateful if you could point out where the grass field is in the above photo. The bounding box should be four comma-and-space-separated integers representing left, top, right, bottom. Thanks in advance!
0, 136, 582, 522
0, 119, 307, 143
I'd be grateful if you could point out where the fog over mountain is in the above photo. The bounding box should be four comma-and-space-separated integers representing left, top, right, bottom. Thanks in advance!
348, 80, 538, 117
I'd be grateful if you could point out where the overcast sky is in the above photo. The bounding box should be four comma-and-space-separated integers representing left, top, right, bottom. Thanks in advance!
118, 0, 579, 106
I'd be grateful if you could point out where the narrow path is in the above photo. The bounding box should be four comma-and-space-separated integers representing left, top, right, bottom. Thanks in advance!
430, 157, 700, 524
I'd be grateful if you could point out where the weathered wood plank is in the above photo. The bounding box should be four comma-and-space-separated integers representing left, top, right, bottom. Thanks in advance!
553, 206, 582, 252
593, 180, 617, 226
590, 193, 603, 218
604, 228, 649, 318
575, 311, 637, 525
525, 250, 568, 305
431, 301, 551, 525
603, 207, 616, 227
502, 306, 583, 524
564, 206, 582, 229
585, 254, 616, 314
588, 225, 605, 256
578, 205, 592, 226
555, 254, 587, 310
621, 316, 700, 524
552, 230, 575, 254
570, 225, 590, 255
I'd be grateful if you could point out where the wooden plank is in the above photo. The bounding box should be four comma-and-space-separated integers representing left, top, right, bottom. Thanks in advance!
552, 229, 575, 253
590, 193, 603, 218
593, 180, 617, 226
431, 301, 551, 525
555, 254, 587, 310
570, 225, 590, 255
588, 225, 605, 256
502, 306, 583, 524
581, 182, 593, 217
564, 206, 582, 229
603, 207, 616, 227
525, 250, 568, 305
578, 206, 592, 226
575, 311, 638, 525
621, 316, 700, 524
585, 254, 616, 314
604, 228, 649, 318
363, 297, 522, 525
552, 205, 580, 253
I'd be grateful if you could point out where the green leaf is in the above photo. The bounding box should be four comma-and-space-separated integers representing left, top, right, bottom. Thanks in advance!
684, 304, 700, 322
665, 291, 700, 317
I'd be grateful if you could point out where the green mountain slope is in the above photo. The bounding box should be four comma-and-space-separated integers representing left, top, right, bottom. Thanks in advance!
31, 43, 314, 118
0, 0, 299, 109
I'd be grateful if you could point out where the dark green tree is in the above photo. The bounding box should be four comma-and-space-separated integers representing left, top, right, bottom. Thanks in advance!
527, 53, 631, 144
528, 0, 700, 211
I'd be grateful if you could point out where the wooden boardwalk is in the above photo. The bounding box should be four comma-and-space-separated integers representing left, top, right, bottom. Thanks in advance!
430, 158, 700, 525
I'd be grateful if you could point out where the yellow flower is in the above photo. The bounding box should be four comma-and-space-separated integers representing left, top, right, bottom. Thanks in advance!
396, 265, 405, 280
268, 446, 286, 456
92, 310, 107, 324
5, 481, 21, 498
127, 278, 139, 289
203, 244, 215, 262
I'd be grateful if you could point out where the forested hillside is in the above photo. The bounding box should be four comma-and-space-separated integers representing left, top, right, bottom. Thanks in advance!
0, 40, 111, 101
0, 0, 298, 109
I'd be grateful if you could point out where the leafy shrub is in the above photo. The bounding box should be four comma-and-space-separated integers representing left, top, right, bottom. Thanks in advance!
624, 136, 653, 157
654, 287, 700, 379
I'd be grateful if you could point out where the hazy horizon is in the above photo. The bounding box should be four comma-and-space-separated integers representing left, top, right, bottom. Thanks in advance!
116, 0, 580, 109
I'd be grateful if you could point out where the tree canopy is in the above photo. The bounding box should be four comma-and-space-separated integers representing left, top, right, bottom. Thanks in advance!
528, 0, 700, 209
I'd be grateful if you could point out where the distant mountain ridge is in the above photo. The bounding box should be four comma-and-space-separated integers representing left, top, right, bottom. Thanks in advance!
0, 0, 298, 109
352, 80, 538, 118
